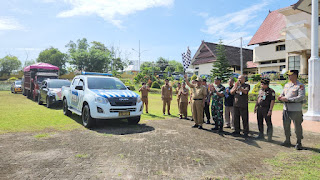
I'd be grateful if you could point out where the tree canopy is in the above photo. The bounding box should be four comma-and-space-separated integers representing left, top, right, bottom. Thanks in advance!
0, 55, 21, 76
210, 40, 233, 82
66, 38, 112, 72
37, 47, 67, 74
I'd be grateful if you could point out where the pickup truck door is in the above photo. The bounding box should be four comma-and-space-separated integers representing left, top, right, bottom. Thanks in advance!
75, 79, 85, 111
70, 78, 80, 108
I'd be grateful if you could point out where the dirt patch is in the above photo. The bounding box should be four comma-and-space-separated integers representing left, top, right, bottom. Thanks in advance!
1, 119, 319, 179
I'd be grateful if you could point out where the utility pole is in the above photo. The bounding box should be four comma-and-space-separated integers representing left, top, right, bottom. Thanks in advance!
132, 40, 148, 72
240, 37, 243, 75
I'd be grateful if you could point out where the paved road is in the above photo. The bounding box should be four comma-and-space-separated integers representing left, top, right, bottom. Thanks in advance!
1, 118, 319, 180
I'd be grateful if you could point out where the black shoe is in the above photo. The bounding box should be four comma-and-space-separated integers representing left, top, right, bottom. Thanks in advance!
218, 128, 223, 133
243, 134, 249, 138
295, 143, 303, 150
198, 126, 203, 129
267, 136, 272, 142
191, 119, 194, 121
179, 116, 182, 119
146, 111, 148, 113
206, 121, 210, 124
168, 113, 171, 115
211, 127, 219, 131
192, 124, 198, 128
231, 131, 240, 137
281, 140, 291, 147
184, 117, 189, 120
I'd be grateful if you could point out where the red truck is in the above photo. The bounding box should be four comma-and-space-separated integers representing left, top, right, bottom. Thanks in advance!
22, 63, 59, 100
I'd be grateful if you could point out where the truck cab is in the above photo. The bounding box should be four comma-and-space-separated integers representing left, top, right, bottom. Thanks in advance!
62, 72, 143, 128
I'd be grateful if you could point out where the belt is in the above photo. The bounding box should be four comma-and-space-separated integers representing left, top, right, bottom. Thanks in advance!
193, 99, 203, 100
142, 96, 148, 98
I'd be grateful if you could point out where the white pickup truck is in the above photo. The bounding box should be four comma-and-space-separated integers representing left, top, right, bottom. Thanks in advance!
62, 72, 143, 128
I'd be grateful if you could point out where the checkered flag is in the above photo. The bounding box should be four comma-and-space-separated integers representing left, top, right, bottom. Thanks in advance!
182, 47, 191, 71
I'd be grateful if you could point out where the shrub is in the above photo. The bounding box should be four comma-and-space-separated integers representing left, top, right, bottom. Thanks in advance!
248, 74, 261, 82
252, 82, 261, 93
248, 92, 281, 103
149, 88, 162, 94
269, 73, 279, 81
125, 83, 135, 91
151, 81, 161, 89
191, 74, 197, 80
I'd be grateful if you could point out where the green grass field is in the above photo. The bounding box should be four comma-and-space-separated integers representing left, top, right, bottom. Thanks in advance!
0, 91, 283, 134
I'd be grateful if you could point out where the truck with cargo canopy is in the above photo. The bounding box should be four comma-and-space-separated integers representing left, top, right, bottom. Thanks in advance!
62, 72, 143, 128
22, 63, 59, 100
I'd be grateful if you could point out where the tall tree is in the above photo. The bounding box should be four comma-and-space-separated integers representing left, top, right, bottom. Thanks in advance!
210, 40, 233, 82
156, 57, 169, 71
66, 38, 112, 72
37, 47, 67, 74
0, 55, 22, 76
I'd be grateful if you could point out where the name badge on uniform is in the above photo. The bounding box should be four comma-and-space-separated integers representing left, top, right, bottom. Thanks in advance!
168, 88, 170, 90
262, 92, 266, 100
239, 91, 242, 96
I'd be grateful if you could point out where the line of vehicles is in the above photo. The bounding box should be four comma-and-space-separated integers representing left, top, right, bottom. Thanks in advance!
11, 63, 143, 128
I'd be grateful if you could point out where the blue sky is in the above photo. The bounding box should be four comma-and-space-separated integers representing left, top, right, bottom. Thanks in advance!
0, 0, 298, 67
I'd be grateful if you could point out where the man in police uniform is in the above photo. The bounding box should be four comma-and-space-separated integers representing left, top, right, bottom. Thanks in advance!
178, 82, 189, 119
185, 74, 207, 129
161, 79, 172, 115
139, 82, 150, 113
210, 77, 225, 132
278, 70, 305, 150
254, 78, 275, 141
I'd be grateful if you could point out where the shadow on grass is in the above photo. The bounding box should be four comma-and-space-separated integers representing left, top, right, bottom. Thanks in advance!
142, 113, 165, 119
68, 114, 155, 135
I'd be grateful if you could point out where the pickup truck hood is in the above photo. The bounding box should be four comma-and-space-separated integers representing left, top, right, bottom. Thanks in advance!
91, 89, 139, 98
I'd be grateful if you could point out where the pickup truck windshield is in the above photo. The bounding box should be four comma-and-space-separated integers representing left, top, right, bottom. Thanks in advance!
15, 81, 21, 85
48, 80, 70, 88
87, 77, 127, 90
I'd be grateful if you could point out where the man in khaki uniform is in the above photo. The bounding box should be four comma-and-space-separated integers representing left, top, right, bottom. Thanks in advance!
178, 82, 189, 119
176, 83, 181, 114
161, 79, 172, 115
189, 80, 196, 121
138, 82, 150, 113
278, 70, 305, 150
185, 74, 207, 129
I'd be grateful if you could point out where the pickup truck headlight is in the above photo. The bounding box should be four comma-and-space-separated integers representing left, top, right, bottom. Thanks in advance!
95, 96, 109, 104
137, 97, 142, 103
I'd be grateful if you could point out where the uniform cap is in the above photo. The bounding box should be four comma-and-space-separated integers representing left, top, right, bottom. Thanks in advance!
261, 78, 270, 85
287, 70, 299, 76
195, 77, 202, 82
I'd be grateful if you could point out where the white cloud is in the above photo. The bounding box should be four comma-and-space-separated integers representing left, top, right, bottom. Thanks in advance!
56, 0, 174, 28
0, 17, 24, 31
201, 0, 270, 46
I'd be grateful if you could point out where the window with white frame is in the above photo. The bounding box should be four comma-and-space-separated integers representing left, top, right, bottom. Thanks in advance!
288, 56, 300, 70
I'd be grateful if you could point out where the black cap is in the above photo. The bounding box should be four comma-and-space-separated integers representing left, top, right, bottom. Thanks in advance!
287, 70, 299, 76
165, 79, 169, 81
202, 79, 207, 82
261, 78, 270, 85
214, 77, 222, 81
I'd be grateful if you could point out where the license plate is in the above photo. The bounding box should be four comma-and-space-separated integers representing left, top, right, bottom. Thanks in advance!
119, 111, 130, 116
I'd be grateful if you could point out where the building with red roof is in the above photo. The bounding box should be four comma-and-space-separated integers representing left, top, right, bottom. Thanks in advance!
249, 5, 313, 75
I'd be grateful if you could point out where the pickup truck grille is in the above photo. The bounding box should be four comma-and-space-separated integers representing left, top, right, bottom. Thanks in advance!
108, 97, 137, 106
110, 108, 136, 112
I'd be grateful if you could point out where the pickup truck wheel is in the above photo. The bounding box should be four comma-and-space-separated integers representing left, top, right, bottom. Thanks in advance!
82, 105, 96, 128
38, 95, 43, 105
63, 99, 72, 116
46, 96, 51, 108
128, 116, 141, 125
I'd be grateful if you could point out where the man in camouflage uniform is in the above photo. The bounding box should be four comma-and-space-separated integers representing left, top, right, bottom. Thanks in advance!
278, 70, 305, 150
210, 77, 225, 132
254, 78, 275, 141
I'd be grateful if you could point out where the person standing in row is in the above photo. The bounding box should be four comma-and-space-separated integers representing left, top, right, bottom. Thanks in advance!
254, 78, 275, 141
139, 82, 150, 113
224, 78, 235, 129
210, 77, 225, 132
185, 74, 207, 129
189, 80, 196, 121
176, 83, 181, 115
278, 70, 305, 150
202, 79, 211, 124
178, 82, 189, 119
230, 75, 250, 137
161, 79, 172, 115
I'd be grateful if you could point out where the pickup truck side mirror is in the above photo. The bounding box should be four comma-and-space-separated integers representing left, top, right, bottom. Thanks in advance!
75, 85, 83, 90
126, 86, 130, 90
41, 85, 46, 89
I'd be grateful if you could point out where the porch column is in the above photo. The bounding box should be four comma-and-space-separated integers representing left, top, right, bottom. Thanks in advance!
301, 51, 308, 75
304, 0, 320, 121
